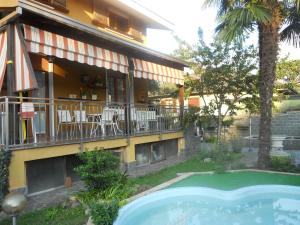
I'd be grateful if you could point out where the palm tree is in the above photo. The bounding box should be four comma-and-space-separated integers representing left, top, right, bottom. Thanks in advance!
205, 0, 300, 168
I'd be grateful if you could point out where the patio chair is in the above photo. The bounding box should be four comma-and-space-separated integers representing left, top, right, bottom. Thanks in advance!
73, 110, 93, 137
20, 102, 37, 144
101, 107, 123, 136
56, 109, 74, 139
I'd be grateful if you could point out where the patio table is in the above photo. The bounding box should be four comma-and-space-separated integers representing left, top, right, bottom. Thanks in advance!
87, 113, 102, 137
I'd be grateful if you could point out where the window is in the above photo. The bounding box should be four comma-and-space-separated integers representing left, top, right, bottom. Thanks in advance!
37, 0, 68, 11
109, 12, 129, 33
108, 77, 126, 103
135, 140, 178, 166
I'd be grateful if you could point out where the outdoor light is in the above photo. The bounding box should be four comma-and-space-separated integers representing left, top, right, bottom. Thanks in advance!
2, 192, 27, 225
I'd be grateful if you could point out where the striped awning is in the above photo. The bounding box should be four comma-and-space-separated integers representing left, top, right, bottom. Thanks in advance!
14, 26, 38, 92
0, 25, 37, 92
23, 24, 129, 74
0, 31, 7, 92
133, 58, 184, 85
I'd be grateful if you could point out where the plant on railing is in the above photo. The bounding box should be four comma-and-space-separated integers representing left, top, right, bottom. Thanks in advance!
0, 148, 11, 208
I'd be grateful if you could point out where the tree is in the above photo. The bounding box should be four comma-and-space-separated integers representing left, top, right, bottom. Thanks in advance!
205, 0, 300, 168
180, 38, 258, 141
276, 58, 300, 87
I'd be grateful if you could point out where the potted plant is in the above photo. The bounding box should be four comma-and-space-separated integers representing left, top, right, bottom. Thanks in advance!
80, 88, 89, 100
94, 76, 104, 88
91, 89, 98, 100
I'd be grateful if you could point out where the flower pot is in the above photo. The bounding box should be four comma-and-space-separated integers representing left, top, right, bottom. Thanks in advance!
92, 95, 97, 100
82, 95, 87, 100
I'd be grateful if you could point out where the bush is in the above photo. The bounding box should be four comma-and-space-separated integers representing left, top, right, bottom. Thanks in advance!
0, 149, 11, 206
270, 156, 297, 172
74, 149, 125, 191
198, 142, 242, 172
90, 199, 120, 225
76, 183, 135, 205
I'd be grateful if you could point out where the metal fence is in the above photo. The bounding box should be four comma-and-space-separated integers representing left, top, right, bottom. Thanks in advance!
0, 96, 182, 149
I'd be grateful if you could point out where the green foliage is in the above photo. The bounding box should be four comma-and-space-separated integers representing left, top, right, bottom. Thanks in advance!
0, 206, 87, 225
198, 143, 242, 172
0, 149, 11, 205
276, 58, 300, 85
278, 99, 300, 112
76, 183, 135, 205
229, 136, 244, 153
177, 37, 259, 141
148, 80, 179, 98
89, 200, 120, 225
74, 149, 124, 192
270, 156, 299, 172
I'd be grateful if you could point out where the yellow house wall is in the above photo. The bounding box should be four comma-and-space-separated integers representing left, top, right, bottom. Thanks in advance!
63, 0, 146, 44
9, 132, 184, 191
0, 0, 18, 8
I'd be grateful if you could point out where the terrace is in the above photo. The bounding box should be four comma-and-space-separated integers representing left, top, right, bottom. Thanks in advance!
0, 96, 182, 150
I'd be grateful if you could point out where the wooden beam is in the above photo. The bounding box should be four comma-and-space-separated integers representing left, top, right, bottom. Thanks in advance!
0, 7, 22, 27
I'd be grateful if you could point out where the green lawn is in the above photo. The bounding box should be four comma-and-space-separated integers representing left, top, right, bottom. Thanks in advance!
0, 206, 87, 225
132, 157, 216, 187
168, 171, 300, 190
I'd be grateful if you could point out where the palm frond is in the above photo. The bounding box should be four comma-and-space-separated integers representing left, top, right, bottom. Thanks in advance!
281, 4, 300, 47
216, 3, 272, 43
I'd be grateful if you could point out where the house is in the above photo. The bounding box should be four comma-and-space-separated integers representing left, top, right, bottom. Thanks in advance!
0, 0, 186, 194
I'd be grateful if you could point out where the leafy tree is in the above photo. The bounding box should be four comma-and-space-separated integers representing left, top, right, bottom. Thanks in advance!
205, 0, 300, 168
276, 58, 300, 88
179, 38, 258, 141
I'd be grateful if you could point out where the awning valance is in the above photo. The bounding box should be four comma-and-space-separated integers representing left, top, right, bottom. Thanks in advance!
23, 24, 129, 74
133, 58, 184, 85
0, 25, 37, 92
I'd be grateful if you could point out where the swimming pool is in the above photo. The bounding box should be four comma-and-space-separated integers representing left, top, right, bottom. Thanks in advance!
114, 185, 300, 225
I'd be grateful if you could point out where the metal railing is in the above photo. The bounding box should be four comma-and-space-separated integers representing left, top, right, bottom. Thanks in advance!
0, 96, 182, 149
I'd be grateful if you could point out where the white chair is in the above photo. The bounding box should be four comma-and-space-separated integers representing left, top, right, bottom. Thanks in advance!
20, 102, 37, 144
56, 110, 73, 138
73, 110, 93, 137
101, 107, 123, 136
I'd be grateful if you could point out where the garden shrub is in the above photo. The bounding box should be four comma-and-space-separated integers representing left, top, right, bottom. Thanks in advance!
74, 149, 125, 192
90, 199, 120, 225
270, 156, 297, 172
0, 149, 11, 206
198, 142, 242, 172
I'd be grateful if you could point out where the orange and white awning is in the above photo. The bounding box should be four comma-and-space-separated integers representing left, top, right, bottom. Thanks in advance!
0, 31, 7, 92
0, 25, 37, 92
15, 26, 37, 92
23, 24, 129, 74
133, 58, 184, 85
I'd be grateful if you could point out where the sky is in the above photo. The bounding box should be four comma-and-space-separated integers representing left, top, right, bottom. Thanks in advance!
137, 0, 300, 60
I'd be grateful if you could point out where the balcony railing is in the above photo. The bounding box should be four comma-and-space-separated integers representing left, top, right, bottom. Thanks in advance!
0, 96, 182, 149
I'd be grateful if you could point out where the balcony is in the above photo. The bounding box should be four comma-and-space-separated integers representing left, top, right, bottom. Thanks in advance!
0, 96, 182, 150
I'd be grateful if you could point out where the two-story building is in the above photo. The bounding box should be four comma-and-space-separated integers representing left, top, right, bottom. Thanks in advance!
0, 0, 186, 194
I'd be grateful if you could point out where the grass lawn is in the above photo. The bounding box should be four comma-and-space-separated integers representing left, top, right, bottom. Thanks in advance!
132, 157, 216, 188
168, 171, 300, 190
0, 206, 88, 225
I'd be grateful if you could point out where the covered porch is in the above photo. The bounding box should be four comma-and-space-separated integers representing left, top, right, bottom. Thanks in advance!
0, 23, 185, 150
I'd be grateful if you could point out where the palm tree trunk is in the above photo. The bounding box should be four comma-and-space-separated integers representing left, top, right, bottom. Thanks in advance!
257, 7, 281, 169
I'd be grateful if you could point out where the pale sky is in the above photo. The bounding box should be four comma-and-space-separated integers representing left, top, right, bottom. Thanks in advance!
137, 0, 300, 60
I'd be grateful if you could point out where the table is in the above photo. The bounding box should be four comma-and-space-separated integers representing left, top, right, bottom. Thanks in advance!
87, 113, 102, 137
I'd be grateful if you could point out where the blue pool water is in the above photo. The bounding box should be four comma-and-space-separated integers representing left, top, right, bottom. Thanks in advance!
114, 186, 300, 225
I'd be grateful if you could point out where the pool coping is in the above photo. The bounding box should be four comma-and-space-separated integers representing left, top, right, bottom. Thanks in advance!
128, 169, 300, 202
